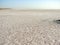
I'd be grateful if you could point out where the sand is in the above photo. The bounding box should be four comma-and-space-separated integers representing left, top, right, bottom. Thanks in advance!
0, 10, 60, 45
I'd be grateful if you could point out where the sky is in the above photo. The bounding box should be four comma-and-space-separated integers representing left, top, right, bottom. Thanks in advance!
0, 0, 60, 10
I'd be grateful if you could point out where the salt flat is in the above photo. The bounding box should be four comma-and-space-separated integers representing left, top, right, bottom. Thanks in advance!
0, 10, 60, 45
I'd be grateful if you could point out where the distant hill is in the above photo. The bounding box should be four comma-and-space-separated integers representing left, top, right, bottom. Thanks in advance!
0, 8, 12, 10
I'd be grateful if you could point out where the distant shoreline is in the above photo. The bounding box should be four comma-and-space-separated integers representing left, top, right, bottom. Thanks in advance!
0, 8, 60, 13
0, 8, 60, 11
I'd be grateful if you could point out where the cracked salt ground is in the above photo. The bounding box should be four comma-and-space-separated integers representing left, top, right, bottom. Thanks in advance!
5, 21, 60, 45
0, 14, 60, 45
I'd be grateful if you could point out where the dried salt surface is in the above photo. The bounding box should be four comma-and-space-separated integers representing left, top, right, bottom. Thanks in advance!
0, 10, 60, 45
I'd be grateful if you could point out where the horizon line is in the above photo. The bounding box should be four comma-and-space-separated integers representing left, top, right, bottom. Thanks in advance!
0, 8, 60, 10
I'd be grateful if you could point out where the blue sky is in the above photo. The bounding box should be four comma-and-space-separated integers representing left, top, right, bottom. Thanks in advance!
0, 0, 60, 9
